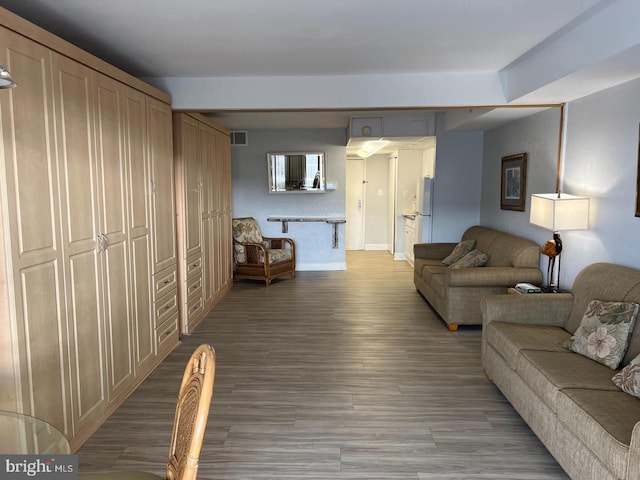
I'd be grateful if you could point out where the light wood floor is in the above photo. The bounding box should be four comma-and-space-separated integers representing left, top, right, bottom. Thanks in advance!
79, 251, 568, 479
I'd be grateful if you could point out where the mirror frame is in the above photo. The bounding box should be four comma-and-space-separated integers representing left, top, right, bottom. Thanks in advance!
267, 151, 326, 193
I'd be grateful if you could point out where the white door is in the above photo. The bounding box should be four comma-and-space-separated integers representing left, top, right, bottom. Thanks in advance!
346, 159, 365, 250
387, 155, 397, 254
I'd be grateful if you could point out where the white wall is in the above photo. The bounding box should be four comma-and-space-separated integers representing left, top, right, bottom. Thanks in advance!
480, 76, 640, 289
231, 128, 347, 270
432, 130, 484, 242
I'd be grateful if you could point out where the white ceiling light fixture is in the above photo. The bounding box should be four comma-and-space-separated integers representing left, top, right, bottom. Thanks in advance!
0, 64, 16, 89
356, 139, 389, 158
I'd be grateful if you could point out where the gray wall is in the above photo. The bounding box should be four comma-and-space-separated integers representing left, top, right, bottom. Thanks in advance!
432, 130, 484, 242
480, 76, 640, 288
480, 107, 561, 246
231, 128, 347, 270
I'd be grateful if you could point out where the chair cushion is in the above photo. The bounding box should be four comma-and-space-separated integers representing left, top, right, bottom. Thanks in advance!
232, 217, 263, 243
263, 248, 292, 264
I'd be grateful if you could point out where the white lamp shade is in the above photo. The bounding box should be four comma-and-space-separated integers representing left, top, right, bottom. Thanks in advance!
530, 193, 589, 231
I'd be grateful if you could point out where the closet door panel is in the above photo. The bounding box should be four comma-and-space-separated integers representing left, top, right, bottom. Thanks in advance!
0, 27, 69, 434
123, 87, 154, 373
68, 250, 104, 424
51, 52, 107, 432
94, 72, 133, 400
181, 115, 202, 259
147, 99, 176, 274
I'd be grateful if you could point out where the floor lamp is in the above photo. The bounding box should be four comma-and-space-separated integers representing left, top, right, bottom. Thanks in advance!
530, 193, 589, 292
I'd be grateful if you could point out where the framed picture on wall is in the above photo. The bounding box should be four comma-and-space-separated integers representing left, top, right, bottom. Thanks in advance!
501, 153, 527, 211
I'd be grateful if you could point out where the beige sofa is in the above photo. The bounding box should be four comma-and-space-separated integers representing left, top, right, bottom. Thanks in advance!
413, 225, 542, 330
482, 262, 640, 480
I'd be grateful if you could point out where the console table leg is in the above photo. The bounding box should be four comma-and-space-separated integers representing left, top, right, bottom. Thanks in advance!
332, 223, 339, 249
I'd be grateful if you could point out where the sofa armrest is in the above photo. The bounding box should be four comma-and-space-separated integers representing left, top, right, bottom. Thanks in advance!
628, 421, 640, 480
481, 293, 573, 329
414, 242, 456, 259
447, 267, 542, 287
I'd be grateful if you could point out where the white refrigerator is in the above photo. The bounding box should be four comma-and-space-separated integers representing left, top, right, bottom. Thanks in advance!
415, 177, 433, 243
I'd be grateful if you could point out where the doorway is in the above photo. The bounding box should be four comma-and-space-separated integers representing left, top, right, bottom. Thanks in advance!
346, 159, 365, 250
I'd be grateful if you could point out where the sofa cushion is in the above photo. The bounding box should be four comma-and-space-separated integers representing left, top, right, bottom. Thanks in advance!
516, 350, 620, 413
442, 239, 475, 265
485, 322, 570, 369
421, 264, 448, 285
569, 300, 639, 369
449, 249, 488, 269
612, 352, 640, 398
557, 388, 640, 480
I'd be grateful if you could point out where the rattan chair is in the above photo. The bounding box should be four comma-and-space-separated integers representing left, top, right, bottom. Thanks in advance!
232, 217, 296, 286
81, 344, 216, 480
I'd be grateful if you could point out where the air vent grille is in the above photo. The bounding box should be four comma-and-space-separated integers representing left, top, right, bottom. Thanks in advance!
230, 131, 248, 146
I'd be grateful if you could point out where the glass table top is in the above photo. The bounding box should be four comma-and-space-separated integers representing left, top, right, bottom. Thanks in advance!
0, 410, 71, 454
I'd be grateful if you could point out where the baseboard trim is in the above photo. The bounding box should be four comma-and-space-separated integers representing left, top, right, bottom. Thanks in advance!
297, 262, 347, 271
365, 244, 389, 251
394, 253, 407, 261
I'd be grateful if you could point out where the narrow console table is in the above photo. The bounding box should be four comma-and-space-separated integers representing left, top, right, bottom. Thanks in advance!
267, 216, 347, 248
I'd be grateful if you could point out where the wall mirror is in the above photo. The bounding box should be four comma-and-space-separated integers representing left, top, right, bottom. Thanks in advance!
267, 152, 326, 193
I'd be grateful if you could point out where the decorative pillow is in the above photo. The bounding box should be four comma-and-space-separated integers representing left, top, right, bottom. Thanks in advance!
233, 244, 247, 264
448, 249, 488, 269
232, 217, 263, 244
613, 353, 640, 398
569, 300, 640, 369
442, 240, 476, 265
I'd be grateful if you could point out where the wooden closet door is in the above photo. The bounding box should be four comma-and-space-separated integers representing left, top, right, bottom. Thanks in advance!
51, 52, 107, 434
0, 27, 70, 435
123, 86, 154, 375
93, 71, 134, 402
147, 99, 176, 274
200, 122, 216, 309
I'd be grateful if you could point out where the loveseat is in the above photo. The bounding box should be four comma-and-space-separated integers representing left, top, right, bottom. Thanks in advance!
413, 225, 542, 330
482, 262, 640, 480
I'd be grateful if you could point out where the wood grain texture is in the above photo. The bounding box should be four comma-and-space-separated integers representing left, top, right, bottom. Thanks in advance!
79, 251, 568, 479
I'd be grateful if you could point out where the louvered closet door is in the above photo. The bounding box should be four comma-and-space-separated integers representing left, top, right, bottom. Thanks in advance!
51, 52, 107, 435
0, 27, 71, 435
93, 71, 134, 403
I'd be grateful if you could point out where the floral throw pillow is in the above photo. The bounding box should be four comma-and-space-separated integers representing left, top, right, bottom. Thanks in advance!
449, 249, 488, 269
569, 300, 640, 369
612, 353, 640, 398
442, 239, 475, 266
232, 217, 263, 244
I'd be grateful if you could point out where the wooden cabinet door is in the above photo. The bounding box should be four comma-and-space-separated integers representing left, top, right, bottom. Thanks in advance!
51, 52, 107, 435
0, 27, 71, 435
200, 122, 217, 309
147, 99, 176, 274
123, 86, 154, 375
93, 72, 134, 402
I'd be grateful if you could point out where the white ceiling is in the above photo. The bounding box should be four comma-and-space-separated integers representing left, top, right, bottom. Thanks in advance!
0, 0, 604, 78
1, 0, 636, 145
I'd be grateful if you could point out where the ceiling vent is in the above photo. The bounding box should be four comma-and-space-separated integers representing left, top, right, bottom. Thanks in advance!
230, 131, 248, 146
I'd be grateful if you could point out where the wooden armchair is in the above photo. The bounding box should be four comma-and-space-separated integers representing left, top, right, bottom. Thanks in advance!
232, 217, 296, 286
81, 344, 216, 480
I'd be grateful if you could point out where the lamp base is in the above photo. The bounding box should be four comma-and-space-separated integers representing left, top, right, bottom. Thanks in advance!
541, 285, 568, 294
